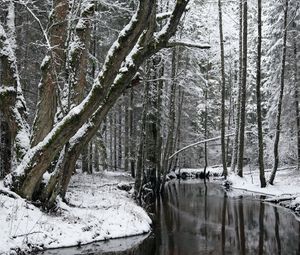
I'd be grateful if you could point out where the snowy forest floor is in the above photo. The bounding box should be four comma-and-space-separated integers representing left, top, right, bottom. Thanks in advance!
178, 166, 300, 218
0, 172, 151, 255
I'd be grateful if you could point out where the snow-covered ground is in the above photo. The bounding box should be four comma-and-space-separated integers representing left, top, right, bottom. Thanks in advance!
0, 172, 151, 255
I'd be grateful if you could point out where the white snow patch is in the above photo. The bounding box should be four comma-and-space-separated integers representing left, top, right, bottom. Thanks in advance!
0, 172, 151, 254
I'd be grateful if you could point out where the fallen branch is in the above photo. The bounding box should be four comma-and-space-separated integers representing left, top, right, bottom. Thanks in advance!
167, 40, 211, 49
169, 131, 253, 159
12, 231, 42, 239
0, 189, 20, 199
265, 195, 298, 203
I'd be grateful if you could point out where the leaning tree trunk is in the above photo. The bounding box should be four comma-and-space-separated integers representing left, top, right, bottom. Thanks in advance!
45, 0, 193, 205
9, 1, 191, 205
9, 0, 158, 200
218, 0, 227, 177
237, 0, 248, 178
269, 0, 289, 185
256, 0, 266, 188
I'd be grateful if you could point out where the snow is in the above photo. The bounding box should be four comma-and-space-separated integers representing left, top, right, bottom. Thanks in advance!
0, 172, 151, 254
227, 167, 300, 197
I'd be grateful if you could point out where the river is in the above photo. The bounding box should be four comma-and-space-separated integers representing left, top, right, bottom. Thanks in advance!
40, 181, 300, 255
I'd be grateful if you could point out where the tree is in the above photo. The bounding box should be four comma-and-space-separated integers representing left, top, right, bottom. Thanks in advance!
269, 0, 289, 185
231, 0, 243, 173
256, 0, 266, 187
218, 0, 227, 177
237, 0, 248, 177
292, 21, 300, 170
2, 0, 191, 206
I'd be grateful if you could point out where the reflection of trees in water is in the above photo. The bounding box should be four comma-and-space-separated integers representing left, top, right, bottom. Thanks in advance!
221, 193, 227, 255
258, 201, 264, 255
238, 198, 246, 255
95, 182, 300, 255
160, 182, 300, 255
274, 207, 281, 255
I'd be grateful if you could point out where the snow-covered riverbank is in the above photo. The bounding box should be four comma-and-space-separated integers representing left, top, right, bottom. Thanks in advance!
0, 172, 151, 255
177, 166, 300, 216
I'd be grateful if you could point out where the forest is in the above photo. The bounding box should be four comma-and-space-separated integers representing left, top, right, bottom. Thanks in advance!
0, 0, 299, 254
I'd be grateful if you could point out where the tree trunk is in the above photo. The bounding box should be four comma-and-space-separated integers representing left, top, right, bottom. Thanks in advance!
118, 104, 123, 169
94, 139, 100, 172
31, 0, 69, 146
0, 120, 11, 178
156, 63, 164, 183
0, 8, 29, 163
269, 0, 289, 185
204, 63, 209, 177
124, 95, 130, 172
114, 110, 117, 171
134, 80, 149, 197
161, 46, 179, 187
231, 0, 243, 173
237, 0, 248, 178
88, 141, 93, 174
129, 88, 136, 178
82, 145, 89, 173
293, 22, 300, 171
256, 0, 266, 188
218, 0, 227, 177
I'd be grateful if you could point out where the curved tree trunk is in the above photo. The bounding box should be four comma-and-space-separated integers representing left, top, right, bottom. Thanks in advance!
269, 0, 289, 185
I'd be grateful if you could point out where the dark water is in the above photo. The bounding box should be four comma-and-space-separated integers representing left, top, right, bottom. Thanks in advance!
42, 181, 300, 255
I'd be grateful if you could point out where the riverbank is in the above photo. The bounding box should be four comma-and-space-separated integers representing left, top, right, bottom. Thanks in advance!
227, 167, 300, 217
0, 172, 151, 255
177, 166, 300, 217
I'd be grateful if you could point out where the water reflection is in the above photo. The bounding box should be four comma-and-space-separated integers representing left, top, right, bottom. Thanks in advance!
41, 182, 300, 255
149, 182, 300, 255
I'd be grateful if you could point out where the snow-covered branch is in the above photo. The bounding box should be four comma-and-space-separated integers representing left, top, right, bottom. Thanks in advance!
166, 40, 211, 49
